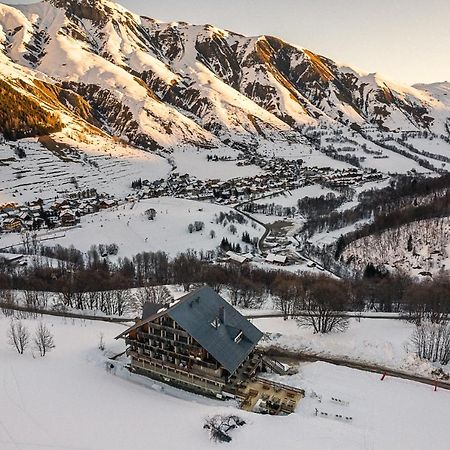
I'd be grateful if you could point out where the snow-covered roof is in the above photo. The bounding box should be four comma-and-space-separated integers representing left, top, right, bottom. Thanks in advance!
226, 250, 248, 264
265, 253, 287, 264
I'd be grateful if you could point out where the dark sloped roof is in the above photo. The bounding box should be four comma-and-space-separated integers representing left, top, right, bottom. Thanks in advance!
142, 302, 165, 319
167, 286, 263, 374
116, 285, 263, 374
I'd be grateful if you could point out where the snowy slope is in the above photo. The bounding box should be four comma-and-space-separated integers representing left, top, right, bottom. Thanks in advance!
0, 197, 265, 257
341, 217, 450, 277
0, 314, 449, 450
0, 135, 171, 203
257, 316, 442, 377
0, 0, 449, 152
0, 0, 449, 208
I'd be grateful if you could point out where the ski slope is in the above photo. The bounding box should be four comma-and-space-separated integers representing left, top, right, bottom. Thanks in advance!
0, 136, 171, 203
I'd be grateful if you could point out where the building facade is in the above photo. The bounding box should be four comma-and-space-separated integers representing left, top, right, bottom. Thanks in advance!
116, 286, 264, 398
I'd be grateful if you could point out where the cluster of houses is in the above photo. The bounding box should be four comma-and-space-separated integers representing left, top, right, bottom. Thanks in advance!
225, 250, 289, 266
0, 193, 118, 234
130, 151, 384, 206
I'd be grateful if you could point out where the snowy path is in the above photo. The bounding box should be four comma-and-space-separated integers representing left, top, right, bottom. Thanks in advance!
263, 347, 450, 391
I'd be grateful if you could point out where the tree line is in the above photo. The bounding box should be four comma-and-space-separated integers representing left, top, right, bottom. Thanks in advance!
296, 173, 450, 262
1, 245, 449, 323
0, 79, 63, 140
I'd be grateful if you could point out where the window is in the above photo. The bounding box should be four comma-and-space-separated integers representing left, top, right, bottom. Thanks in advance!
234, 331, 244, 344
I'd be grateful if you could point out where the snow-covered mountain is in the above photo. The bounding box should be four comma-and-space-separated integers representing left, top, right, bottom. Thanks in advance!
1, 0, 449, 153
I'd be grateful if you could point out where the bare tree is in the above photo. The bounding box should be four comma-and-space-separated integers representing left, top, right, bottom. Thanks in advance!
145, 208, 157, 220
0, 290, 17, 317
296, 277, 349, 334
411, 321, 450, 365
98, 332, 105, 351
133, 284, 173, 311
8, 320, 29, 354
203, 415, 245, 443
112, 289, 132, 316
273, 278, 304, 317
237, 279, 264, 309
34, 322, 55, 357
405, 275, 450, 324
36, 290, 50, 309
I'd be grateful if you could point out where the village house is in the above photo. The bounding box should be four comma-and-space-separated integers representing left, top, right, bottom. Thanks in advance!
226, 250, 249, 264
2, 217, 23, 232
0, 253, 26, 266
59, 209, 78, 226
265, 253, 288, 265
98, 199, 117, 210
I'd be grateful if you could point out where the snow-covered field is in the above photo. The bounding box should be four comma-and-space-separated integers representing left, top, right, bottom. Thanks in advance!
0, 136, 171, 204
0, 314, 449, 450
256, 317, 444, 377
0, 197, 264, 258
406, 136, 450, 158
172, 146, 264, 181
254, 184, 336, 209
257, 141, 354, 169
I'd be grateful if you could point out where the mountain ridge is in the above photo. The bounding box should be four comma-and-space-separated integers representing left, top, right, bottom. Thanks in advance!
0, 0, 449, 152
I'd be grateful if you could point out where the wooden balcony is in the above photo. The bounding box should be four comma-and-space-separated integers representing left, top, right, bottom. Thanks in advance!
128, 351, 226, 392
127, 339, 221, 372
137, 331, 195, 351
146, 322, 189, 338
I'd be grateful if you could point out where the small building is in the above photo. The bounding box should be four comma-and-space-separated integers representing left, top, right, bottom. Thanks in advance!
226, 250, 249, 264
59, 210, 78, 226
265, 253, 287, 265
116, 286, 264, 398
98, 199, 117, 210
2, 217, 23, 232
0, 253, 26, 266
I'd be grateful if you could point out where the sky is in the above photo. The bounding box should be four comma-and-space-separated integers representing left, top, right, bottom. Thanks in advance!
5, 0, 450, 86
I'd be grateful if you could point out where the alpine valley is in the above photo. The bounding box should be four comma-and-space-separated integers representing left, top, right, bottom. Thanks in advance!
1, 3, 450, 450
1, 0, 450, 277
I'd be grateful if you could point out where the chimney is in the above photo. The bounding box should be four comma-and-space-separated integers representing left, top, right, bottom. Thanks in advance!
218, 306, 225, 324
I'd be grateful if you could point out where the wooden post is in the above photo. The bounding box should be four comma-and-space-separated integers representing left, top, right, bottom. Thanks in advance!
380, 372, 386, 381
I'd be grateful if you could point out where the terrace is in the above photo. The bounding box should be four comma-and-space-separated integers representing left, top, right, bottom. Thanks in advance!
238, 377, 304, 415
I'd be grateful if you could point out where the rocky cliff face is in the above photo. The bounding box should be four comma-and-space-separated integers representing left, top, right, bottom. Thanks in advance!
0, 0, 448, 149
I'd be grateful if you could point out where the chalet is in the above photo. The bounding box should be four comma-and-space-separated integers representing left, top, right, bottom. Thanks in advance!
52, 199, 71, 211
2, 217, 23, 232
98, 199, 117, 210
0, 202, 18, 213
117, 286, 265, 397
59, 210, 78, 226
18, 211, 33, 227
